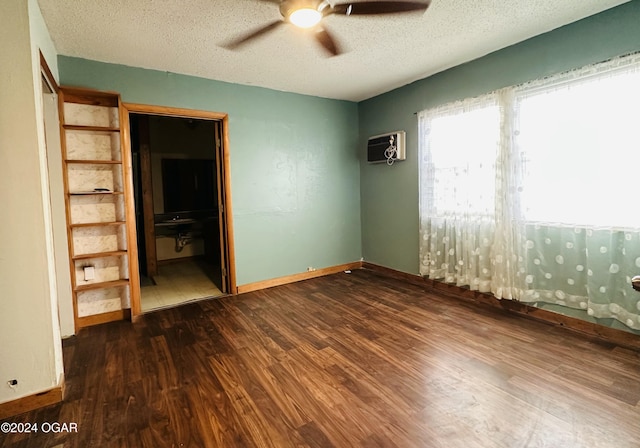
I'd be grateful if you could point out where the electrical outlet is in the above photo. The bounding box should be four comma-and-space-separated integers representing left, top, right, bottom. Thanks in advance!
83, 266, 95, 281
307, 267, 316, 272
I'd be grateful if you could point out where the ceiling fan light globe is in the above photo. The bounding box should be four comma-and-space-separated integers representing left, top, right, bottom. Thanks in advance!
289, 8, 322, 28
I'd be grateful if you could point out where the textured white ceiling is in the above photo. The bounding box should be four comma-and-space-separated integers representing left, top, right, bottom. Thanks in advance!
38, 0, 629, 101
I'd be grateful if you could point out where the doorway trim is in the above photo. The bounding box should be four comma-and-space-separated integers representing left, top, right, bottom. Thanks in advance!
121, 103, 237, 317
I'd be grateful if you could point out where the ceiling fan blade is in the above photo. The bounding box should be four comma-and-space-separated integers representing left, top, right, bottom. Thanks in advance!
330, 1, 430, 16
223, 20, 284, 49
315, 27, 341, 56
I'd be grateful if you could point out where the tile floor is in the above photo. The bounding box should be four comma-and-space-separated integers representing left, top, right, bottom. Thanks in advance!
140, 258, 225, 312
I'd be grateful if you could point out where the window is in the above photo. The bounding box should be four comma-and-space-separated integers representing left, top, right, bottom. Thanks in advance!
420, 97, 500, 218
418, 53, 640, 330
515, 67, 640, 228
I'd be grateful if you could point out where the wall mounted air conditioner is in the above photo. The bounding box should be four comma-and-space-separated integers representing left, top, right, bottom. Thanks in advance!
367, 131, 406, 164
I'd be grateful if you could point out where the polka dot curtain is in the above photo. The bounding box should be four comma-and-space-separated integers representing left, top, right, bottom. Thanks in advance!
519, 226, 640, 329
419, 54, 640, 331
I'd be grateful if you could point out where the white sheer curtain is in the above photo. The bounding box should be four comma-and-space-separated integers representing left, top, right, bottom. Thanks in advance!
512, 55, 640, 329
418, 53, 640, 330
418, 94, 501, 293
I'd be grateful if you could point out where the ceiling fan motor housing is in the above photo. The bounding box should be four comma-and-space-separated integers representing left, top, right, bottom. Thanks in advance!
280, 0, 328, 20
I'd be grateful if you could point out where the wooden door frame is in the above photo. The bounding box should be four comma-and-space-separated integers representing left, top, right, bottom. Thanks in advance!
135, 114, 158, 278
121, 103, 237, 317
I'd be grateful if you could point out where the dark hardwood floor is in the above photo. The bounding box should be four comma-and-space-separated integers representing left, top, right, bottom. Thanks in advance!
2, 269, 640, 448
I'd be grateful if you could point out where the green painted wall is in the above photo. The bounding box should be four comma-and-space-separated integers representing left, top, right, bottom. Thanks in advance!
358, 1, 640, 333
58, 57, 361, 285
57, 1, 640, 332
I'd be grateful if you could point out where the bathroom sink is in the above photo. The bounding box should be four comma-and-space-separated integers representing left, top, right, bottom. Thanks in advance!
156, 218, 196, 226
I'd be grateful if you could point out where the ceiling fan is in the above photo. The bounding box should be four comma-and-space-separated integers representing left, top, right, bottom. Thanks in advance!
224, 0, 431, 56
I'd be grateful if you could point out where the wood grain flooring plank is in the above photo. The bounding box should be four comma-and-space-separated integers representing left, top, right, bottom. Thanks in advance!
321, 363, 426, 448
297, 421, 335, 448
207, 354, 286, 448
360, 432, 402, 448
234, 347, 311, 428
280, 342, 422, 447
252, 304, 331, 351
215, 301, 290, 364
214, 351, 309, 447
148, 336, 179, 392
182, 367, 247, 448
2, 268, 639, 448
234, 301, 296, 351
266, 360, 359, 448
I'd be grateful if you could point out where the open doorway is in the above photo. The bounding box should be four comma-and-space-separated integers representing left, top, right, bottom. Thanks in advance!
40, 54, 75, 338
125, 106, 235, 313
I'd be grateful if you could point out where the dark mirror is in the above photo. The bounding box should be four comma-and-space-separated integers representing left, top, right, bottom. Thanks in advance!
161, 158, 216, 212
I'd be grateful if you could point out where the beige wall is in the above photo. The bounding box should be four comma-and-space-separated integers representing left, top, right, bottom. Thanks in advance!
0, 0, 64, 404
28, 0, 74, 339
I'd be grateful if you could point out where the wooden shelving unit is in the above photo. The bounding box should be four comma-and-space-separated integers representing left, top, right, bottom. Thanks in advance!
75, 279, 130, 292
58, 87, 139, 330
63, 125, 121, 132
66, 159, 123, 165
70, 221, 126, 228
72, 250, 128, 260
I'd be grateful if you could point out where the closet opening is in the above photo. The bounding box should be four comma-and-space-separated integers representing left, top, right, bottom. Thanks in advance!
125, 106, 235, 313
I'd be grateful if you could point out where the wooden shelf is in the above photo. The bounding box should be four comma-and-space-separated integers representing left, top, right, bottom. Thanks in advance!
75, 279, 129, 292
73, 250, 127, 260
63, 124, 120, 132
76, 309, 130, 329
66, 159, 122, 165
61, 88, 120, 107
70, 221, 126, 228
60, 86, 137, 332
69, 191, 124, 196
